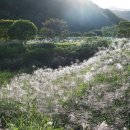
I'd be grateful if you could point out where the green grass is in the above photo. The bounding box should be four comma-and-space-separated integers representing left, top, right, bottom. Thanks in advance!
0, 71, 14, 87
0, 100, 63, 130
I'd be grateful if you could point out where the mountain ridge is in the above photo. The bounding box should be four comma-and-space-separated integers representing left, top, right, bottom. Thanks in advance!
0, 0, 123, 31
113, 10, 130, 21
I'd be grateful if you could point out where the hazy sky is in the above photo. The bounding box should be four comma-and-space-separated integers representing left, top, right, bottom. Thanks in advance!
92, 0, 130, 9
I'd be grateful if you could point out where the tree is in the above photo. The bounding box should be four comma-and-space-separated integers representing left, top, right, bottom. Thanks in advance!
101, 25, 118, 37
8, 20, 38, 43
40, 18, 69, 38
0, 19, 14, 41
118, 21, 130, 38
39, 28, 54, 38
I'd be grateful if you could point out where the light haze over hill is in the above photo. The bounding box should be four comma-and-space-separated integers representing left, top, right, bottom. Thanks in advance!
0, 0, 122, 31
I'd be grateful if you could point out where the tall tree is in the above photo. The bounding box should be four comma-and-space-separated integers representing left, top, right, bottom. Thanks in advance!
40, 18, 69, 38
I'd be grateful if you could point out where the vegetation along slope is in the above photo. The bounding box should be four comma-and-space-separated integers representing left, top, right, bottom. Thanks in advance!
0, 38, 130, 130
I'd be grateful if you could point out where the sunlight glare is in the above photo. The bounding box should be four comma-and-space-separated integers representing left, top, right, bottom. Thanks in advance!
92, 0, 130, 9
78, 0, 88, 5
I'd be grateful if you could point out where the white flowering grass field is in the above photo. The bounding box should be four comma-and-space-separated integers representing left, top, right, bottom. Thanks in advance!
0, 38, 130, 130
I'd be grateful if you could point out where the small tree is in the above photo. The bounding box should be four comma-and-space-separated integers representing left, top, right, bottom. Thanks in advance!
40, 18, 69, 38
8, 20, 38, 43
0, 19, 14, 42
118, 21, 130, 38
101, 25, 118, 37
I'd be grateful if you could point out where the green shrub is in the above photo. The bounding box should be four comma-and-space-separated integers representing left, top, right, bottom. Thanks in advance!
0, 100, 63, 130
0, 37, 111, 72
75, 37, 111, 60
0, 71, 14, 86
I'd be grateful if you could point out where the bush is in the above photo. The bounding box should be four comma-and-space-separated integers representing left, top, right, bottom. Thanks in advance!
8, 20, 38, 43
0, 37, 111, 72
75, 37, 111, 60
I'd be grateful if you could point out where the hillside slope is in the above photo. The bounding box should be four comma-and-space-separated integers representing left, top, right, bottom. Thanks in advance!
113, 10, 130, 21
1, 38, 130, 129
0, 0, 122, 31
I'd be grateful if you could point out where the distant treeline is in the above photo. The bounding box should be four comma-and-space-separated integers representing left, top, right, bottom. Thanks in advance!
0, 19, 130, 42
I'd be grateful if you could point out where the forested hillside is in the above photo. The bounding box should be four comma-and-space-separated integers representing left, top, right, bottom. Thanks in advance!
0, 0, 122, 32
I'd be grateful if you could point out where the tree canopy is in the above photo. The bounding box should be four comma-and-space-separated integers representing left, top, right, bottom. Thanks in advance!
40, 18, 69, 38
101, 25, 118, 37
8, 20, 38, 42
118, 21, 130, 38
0, 19, 15, 41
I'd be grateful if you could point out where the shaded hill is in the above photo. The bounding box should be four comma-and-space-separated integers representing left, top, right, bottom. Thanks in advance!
113, 10, 130, 21
0, 0, 122, 31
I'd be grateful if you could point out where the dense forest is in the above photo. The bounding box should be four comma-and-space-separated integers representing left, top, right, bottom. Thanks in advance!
0, 0, 122, 32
